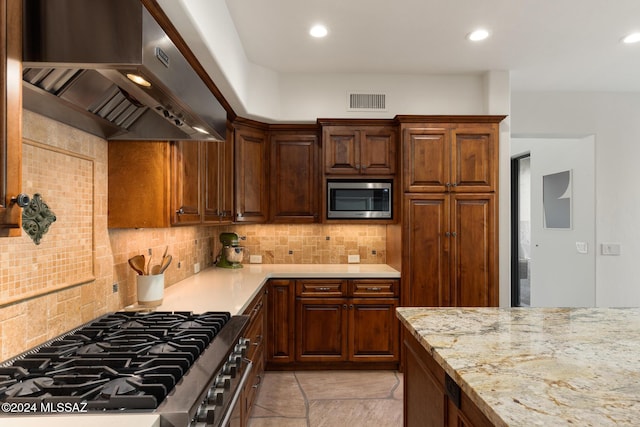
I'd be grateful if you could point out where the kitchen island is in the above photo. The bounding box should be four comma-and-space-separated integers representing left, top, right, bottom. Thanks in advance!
397, 307, 640, 426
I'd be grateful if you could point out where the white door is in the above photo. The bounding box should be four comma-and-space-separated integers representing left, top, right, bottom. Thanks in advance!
512, 136, 595, 307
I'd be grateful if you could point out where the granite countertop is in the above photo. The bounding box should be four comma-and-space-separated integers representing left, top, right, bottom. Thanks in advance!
396, 307, 640, 427
158, 264, 400, 314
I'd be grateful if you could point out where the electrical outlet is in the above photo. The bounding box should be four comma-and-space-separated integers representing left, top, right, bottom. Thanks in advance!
178, 261, 182, 269
250, 255, 262, 264
601, 243, 621, 256
194, 262, 200, 273
348, 254, 360, 264
112, 283, 119, 293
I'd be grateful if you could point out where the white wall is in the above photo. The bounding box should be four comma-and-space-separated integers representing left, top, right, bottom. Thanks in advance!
512, 91, 640, 307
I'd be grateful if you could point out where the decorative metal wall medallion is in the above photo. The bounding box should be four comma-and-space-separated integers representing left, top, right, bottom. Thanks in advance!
22, 193, 57, 245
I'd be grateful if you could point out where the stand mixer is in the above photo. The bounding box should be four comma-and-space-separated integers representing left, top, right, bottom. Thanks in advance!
216, 232, 245, 269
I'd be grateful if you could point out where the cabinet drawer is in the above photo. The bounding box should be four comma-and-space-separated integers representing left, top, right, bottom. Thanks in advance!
296, 279, 346, 297
350, 279, 399, 297
245, 308, 264, 362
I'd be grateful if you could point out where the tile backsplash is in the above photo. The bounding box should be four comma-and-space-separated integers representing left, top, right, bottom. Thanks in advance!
0, 110, 388, 361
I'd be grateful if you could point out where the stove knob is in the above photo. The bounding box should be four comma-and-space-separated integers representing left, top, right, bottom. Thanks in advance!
223, 362, 237, 377
207, 387, 225, 405
196, 405, 214, 424
234, 339, 249, 356
215, 374, 231, 389
228, 353, 242, 365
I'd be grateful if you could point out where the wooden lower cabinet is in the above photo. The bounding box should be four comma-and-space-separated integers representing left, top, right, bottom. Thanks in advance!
404, 331, 492, 427
240, 287, 266, 426
266, 278, 400, 369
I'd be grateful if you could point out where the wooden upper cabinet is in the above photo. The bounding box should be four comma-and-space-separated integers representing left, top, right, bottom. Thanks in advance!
320, 121, 397, 176
202, 133, 233, 224
401, 118, 502, 193
234, 120, 269, 223
171, 140, 202, 225
0, 0, 22, 236
108, 141, 171, 228
270, 127, 319, 223
108, 139, 229, 228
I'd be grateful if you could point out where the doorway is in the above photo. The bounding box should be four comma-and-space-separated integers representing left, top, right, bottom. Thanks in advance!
511, 137, 596, 307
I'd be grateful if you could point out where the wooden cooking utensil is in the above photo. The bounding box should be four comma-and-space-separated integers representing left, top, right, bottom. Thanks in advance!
128, 255, 146, 275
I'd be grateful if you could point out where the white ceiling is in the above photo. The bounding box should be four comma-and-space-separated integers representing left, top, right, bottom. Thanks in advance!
222, 0, 640, 92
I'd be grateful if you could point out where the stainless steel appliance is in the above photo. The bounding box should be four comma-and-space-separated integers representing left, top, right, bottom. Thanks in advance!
21, 0, 227, 141
0, 311, 250, 427
327, 180, 392, 219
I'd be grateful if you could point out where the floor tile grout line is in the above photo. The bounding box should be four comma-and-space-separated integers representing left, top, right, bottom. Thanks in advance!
293, 371, 312, 426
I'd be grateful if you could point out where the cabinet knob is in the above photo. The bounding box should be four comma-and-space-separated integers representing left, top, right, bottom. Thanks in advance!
445, 182, 451, 188
10, 193, 30, 208
343, 304, 347, 309
452, 183, 458, 187
237, 212, 243, 218
445, 231, 451, 237
349, 304, 354, 309
355, 164, 361, 170
176, 208, 184, 215
452, 232, 457, 237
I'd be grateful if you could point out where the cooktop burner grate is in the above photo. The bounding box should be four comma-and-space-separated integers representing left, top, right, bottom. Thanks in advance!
0, 311, 231, 411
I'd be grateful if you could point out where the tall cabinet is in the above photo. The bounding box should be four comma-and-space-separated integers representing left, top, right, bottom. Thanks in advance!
398, 116, 504, 307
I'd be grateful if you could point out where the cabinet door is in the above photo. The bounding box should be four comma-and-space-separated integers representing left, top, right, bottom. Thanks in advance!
270, 131, 319, 223
360, 126, 396, 175
220, 125, 234, 222
402, 124, 450, 192
0, 0, 22, 236
267, 280, 295, 364
451, 194, 497, 307
234, 125, 268, 223
450, 123, 498, 192
171, 140, 202, 225
108, 141, 171, 228
296, 298, 348, 362
323, 126, 360, 174
403, 194, 450, 307
202, 140, 222, 223
349, 298, 399, 362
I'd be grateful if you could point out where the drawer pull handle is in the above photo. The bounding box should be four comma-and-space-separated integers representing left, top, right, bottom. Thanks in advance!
366, 287, 382, 291
316, 287, 331, 291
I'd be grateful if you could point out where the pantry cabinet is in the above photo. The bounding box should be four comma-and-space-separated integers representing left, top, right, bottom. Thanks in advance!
0, 0, 22, 236
398, 116, 504, 308
403, 193, 496, 307
269, 126, 319, 223
401, 120, 499, 193
319, 120, 397, 176
233, 119, 269, 223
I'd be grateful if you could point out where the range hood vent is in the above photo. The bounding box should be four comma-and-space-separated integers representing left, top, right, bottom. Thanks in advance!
22, 0, 227, 141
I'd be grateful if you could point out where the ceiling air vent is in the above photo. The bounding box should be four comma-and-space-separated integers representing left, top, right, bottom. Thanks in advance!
347, 91, 387, 112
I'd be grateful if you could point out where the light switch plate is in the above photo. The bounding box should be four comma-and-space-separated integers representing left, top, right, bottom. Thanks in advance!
348, 254, 360, 264
576, 242, 588, 254
250, 254, 262, 264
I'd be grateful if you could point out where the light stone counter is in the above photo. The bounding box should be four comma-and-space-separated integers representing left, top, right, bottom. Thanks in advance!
397, 307, 640, 426
158, 264, 400, 315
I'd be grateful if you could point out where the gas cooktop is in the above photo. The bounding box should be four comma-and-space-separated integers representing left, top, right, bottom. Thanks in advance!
0, 311, 231, 411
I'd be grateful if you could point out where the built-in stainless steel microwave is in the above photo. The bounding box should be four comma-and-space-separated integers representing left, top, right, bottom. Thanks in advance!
327, 181, 392, 219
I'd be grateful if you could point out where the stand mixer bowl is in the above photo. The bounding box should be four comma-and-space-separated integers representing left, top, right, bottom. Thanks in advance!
223, 246, 245, 263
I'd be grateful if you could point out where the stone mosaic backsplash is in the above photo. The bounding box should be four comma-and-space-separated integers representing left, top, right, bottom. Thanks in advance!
0, 111, 387, 362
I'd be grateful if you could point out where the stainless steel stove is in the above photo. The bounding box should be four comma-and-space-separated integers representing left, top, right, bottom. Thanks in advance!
0, 311, 250, 427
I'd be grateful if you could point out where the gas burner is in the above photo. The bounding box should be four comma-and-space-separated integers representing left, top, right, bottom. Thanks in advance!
100, 376, 142, 397
149, 343, 178, 354
4, 377, 54, 397
76, 342, 109, 354
120, 320, 146, 329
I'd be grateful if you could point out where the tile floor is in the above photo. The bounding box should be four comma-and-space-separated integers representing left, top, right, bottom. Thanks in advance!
248, 370, 403, 426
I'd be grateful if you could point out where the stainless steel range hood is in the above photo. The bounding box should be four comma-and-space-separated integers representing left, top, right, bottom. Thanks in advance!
22, 0, 227, 141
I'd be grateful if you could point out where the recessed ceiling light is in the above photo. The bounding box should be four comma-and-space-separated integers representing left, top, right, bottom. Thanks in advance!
467, 29, 490, 42
309, 24, 328, 38
622, 32, 640, 44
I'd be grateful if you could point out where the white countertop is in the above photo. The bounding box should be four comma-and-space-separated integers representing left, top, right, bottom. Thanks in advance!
158, 263, 400, 315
